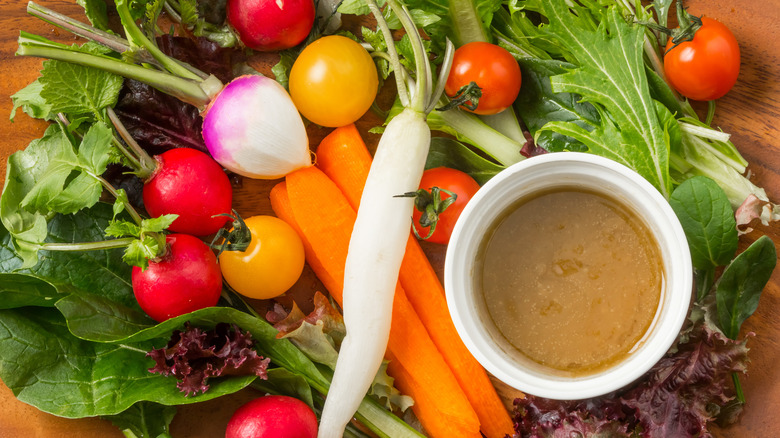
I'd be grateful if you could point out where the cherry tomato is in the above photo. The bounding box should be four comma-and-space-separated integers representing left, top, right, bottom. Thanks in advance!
289, 35, 378, 127
444, 42, 522, 115
412, 167, 480, 245
664, 17, 740, 101
218, 215, 305, 300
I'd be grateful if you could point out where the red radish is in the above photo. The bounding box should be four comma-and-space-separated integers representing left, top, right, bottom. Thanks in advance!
225, 395, 318, 438
142, 148, 233, 236
132, 234, 222, 322
227, 0, 316, 51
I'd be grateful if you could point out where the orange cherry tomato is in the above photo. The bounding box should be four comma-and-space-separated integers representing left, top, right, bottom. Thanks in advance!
218, 215, 305, 299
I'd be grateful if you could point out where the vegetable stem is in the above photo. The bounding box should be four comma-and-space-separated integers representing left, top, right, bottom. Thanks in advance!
679, 121, 732, 144
26, 1, 133, 55
16, 38, 211, 109
434, 101, 524, 165
448, 0, 489, 46
732, 372, 745, 404
39, 238, 136, 252
107, 108, 157, 178
89, 171, 144, 224
364, 0, 409, 108
115, 0, 201, 82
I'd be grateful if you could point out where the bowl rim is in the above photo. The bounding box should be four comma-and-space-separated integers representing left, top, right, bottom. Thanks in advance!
444, 152, 692, 400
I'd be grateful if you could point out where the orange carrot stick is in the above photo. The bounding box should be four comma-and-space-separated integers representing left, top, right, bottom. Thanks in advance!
316, 125, 516, 438
269, 182, 340, 299
275, 166, 481, 437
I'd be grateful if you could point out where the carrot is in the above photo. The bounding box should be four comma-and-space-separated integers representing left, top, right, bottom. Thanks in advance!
269, 182, 340, 300
316, 125, 516, 438
273, 166, 481, 437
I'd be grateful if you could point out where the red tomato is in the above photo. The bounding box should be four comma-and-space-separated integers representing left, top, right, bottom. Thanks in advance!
664, 17, 740, 101
412, 167, 480, 245
444, 42, 522, 115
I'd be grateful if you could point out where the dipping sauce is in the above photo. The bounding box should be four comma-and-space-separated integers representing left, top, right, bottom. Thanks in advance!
478, 188, 663, 375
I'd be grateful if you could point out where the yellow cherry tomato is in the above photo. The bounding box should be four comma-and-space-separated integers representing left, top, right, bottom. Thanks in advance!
218, 215, 305, 299
288, 35, 379, 127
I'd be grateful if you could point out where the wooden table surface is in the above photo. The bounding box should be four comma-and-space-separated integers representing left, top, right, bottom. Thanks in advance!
0, 1, 778, 437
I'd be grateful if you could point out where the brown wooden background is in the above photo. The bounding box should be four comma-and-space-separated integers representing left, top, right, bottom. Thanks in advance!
0, 0, 778, 436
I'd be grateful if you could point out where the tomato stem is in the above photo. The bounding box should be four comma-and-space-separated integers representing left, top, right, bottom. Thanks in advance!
437, 81, 482, 112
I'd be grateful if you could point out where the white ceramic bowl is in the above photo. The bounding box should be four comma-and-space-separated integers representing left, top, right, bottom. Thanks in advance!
444, 152, 692, 400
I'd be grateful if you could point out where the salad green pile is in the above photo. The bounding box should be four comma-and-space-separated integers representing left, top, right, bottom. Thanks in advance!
0, 0, 778, 436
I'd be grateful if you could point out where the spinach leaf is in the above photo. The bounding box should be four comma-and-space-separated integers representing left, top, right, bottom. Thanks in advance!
56, 293, 155, 342
533, 2, 673, 196
253, 368, 316, 407
75, 305, 331, 390
0, 202, 136, 308
716, 236, 777, 340
104, 402, 177, 438
514, 57, 596, 153
0, 307, 255, 418
0, 273, 60, 309
425, 137, 503, 185
669, 176, 738, 271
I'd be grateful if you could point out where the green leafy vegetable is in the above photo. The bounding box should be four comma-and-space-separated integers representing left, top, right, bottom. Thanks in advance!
0, 203, 136, 308
105, 214, 177, 269
424, 137, 502, 185
513, 57, 596, 153
38, 58, 123, 122
10, 79, 52, 121
20, 122, 113, 215
76, 0, 111, 31
670, 176, 738, 271
0, 273, 60, 309
0, 306, 256, 419
716, 236, 777, 340
531, 2, 672, 196
104, 402, 177, 438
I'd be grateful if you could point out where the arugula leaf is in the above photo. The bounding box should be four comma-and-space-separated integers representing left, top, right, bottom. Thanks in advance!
0, 306, 255, 419
669, 176, 738, 271
10, 79, 52, 121
716, 236, 777, 340
39, 58, 123, 122
20, 121, 114, 215
0, 274, 60, 309
104, 402, 177, 438
532, 2, 673, 197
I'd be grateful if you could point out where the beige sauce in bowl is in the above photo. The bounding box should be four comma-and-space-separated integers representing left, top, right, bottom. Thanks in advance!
478, 188, 663, 375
